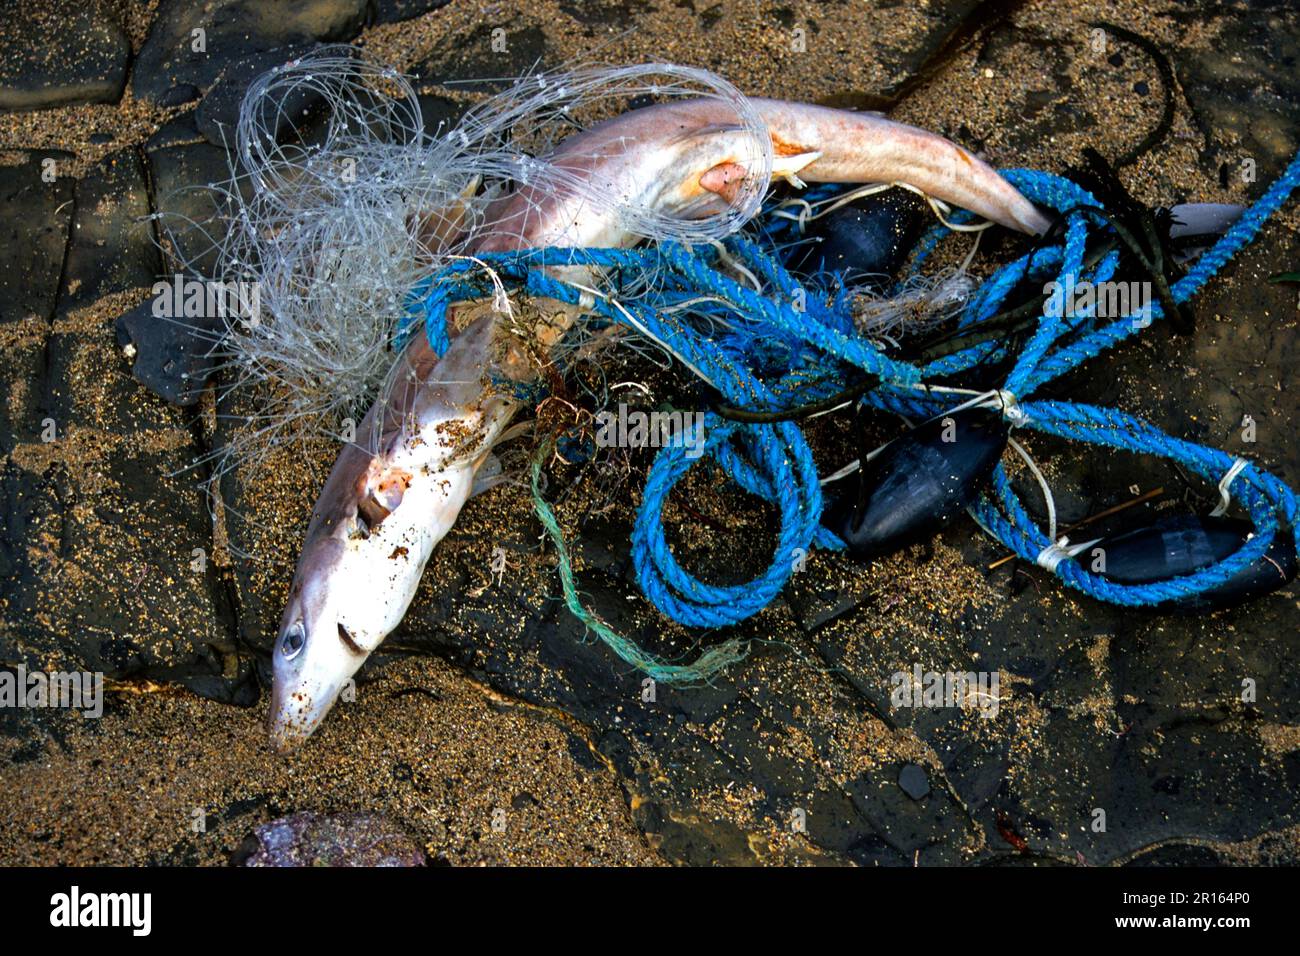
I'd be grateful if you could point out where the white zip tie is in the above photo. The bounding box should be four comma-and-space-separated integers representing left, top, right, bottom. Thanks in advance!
1035, 536, 1102, 572
899, 384, 1030, 427
992, 389, 1029, 426
1210, 457, 1250, 517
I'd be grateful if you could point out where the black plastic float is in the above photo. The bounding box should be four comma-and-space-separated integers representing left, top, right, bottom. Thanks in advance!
1095, 514, 1298, 611
826, 406, 1009, 559
785, 187, 930, 288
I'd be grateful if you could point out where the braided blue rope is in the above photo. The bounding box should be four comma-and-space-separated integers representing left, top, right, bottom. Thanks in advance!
402, 152, 1300, 639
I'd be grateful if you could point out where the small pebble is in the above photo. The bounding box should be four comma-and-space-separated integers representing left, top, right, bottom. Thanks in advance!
899, 763, 931, 800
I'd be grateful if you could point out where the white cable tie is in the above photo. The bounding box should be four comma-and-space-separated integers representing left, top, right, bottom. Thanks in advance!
1210, 457, 1249, 517
995, 389, 1029, 426
1035, 536, 1101, 573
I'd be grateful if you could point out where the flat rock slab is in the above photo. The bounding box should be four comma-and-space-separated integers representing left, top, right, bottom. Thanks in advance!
194, 44, 325, 147
1176, 1, 1300, 184
0, 0, 129, 111
0, 152, 74, 453
59, 150, 160, 313
0, 152, 246, 703
372, 0, 453, 25
132, 0, 367, 106
0, 152, 75, 328
146, 140, 245, 276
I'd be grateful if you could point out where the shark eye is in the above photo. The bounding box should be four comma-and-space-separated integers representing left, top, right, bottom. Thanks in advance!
280, 623, 306, 659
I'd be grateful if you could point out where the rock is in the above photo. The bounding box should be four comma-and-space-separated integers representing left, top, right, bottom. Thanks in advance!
235, 811, 428, 866
898, 763, 931, 800
557, 0, 643, 30
146, 141, 247, 276
0, 150, 246, 703
0, 152, 74, 452
195, 44, 325, 147
371, 0, 452, 24
114, 298, 223, 406
59, 150, 160, 313
132, 0, 367, 105
380, 467, 982, 864
146, 112, 203, 152
0, 0, 129, 110
157, 83, 201, 108
418, 93, 465, 138
1177, 1, 1300, 183
0, 152, 75, 327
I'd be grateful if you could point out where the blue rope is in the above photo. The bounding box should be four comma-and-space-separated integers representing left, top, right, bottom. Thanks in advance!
402, 152, 1300, 640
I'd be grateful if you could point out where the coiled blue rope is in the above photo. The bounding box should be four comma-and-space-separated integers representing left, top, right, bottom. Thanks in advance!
403, 151, 1300, 646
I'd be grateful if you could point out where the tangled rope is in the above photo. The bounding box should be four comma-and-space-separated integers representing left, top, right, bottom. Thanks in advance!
406, 151, 1300, 679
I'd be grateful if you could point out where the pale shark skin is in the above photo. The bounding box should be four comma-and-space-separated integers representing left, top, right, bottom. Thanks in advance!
268, 96, 1050, 753
268, 314, 513, 749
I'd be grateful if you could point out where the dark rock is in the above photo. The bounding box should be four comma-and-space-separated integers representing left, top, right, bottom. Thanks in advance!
0, 147, 246, 703
236, 811, 427, 866
371, 0, 452, 24
418, 93, 466, 138
558, 0, 643, 30
145, 112, 203, 152
0, 151, 73, 451
1177, 2, 1300, 183
59, 150, 160, 312
157, 83, 201, 108
898, 763, 931, 800
0, 441, 244, 698
132, 0, 367, 105
146, 141, 246, 276
0, 0, 129, 110
944, 740, 1009, 811
1124, 843, 1227, 866
114, 298, 222, 406
195, 44, 324, 147
0, 151, 75, 327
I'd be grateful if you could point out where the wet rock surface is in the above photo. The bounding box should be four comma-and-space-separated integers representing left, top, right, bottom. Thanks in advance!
194, 44, 324, 147
0, 1, 129, 111
132, 0, 368, 106
1177, 0, 1300, 185
372, 1, 454, 26
0, 0, 1298, 867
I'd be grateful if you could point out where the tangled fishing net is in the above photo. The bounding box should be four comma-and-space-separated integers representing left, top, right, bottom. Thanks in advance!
144, 43, 1300, 684
152, 47, 974, 517
152, 48, 788, 521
